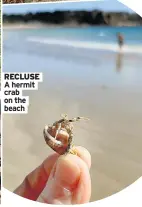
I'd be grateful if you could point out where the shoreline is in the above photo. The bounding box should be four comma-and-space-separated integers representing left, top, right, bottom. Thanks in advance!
3, 21, 141, 30
3, 22, 90, 30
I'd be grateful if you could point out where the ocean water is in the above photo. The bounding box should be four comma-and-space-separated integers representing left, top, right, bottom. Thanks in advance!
4, 26, 142, 53
3, 26, 142, 89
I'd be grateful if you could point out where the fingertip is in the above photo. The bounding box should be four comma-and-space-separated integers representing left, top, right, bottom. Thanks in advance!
75, 146, 91, 169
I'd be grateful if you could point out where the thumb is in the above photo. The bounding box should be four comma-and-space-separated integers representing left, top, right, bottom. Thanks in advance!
37, 154, 91, 204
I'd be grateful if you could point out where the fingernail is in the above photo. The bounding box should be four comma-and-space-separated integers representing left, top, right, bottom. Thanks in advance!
38, 155, 80, 204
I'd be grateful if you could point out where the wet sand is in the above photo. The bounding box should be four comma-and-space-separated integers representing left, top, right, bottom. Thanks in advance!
3, 83, 142, 202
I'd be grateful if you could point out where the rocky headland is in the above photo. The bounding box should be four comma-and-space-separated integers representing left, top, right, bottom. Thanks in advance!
3, 10, 142, 27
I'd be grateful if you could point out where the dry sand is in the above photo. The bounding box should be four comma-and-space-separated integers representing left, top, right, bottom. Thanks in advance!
3, 84, 142, 202
3, 23, 49, 30
3, 22, 88, 30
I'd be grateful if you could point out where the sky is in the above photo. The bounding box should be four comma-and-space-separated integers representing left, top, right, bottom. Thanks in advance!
3, 0, 134, 14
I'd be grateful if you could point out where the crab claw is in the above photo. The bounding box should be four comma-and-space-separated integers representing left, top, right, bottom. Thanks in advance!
61, 114, 68, 119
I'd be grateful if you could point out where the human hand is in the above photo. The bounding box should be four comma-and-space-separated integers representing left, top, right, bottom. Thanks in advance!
14, 146, 91, 204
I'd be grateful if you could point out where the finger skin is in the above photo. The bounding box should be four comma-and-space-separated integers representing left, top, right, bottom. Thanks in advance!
74, 146, 91, 169
14, 146, 91, 203
38, 153, 91, 204
72, 156, 91, 204
14, 153, 59, 200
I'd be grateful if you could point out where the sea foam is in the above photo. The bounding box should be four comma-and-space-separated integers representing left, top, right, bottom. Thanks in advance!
27, 37, 142, 55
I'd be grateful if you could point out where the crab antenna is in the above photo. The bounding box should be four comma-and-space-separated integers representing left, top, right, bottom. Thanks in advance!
69, 117, 90, 122
72, 117, 90, 121
78, 117, 90, 121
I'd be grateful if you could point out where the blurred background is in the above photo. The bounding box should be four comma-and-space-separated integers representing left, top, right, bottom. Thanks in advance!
3, 0, 142, 202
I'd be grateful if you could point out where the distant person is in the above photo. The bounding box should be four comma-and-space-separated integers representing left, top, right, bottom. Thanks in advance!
117, 33, 124, 50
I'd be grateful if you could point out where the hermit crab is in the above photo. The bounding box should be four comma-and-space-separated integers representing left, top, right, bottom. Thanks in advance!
43, 114, 89, 155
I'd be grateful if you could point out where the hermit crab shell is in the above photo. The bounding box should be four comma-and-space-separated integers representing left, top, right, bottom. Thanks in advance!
43, 126, 70, 155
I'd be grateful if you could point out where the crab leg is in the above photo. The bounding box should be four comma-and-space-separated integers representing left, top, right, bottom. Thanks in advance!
54, 123, 62, 140
69, 117, 90, 122
44, 125, 62, 146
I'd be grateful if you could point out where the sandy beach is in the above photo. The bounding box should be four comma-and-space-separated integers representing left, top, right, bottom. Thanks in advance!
3, 25, 142, 202
3, 81, 142, 202
3, 22, 89, 30
3, 23, 59, 30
